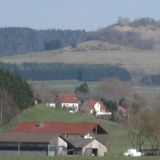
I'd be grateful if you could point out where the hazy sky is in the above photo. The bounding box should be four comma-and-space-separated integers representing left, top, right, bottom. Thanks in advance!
0, 0, 159, 31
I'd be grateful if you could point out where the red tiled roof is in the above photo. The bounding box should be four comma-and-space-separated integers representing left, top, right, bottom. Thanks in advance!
13, 122, 107, 134
57, 93, 79, 103
85, 99, 106, 110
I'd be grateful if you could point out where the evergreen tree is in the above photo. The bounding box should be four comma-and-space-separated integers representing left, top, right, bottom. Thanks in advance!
75, 82, 90, 94
0, 69, 34, 113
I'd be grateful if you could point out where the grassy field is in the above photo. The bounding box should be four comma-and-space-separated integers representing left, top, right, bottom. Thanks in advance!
29, 80, 101, 92
0, 41, 160, 74
0, 106, 159, 159
0, 156, 159, 160
29, 80, 160, 94
0, 105, 130, 155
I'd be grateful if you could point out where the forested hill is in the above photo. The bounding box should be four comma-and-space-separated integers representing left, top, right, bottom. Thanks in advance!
89, 17, 160, 49
0, 27, 88, 56
0, 18, 160, 56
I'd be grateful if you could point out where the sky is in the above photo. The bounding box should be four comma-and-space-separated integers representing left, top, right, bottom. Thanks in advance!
0, 0, 160, 31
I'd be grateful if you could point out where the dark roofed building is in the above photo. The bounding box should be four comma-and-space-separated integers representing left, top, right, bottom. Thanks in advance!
65, 137, 107, 156
0, 132, 68, 156
10, 122, 108, 157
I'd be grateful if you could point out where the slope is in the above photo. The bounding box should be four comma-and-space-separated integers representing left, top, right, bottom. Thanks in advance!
1, 105, 130, 155
0, 40, 160, 74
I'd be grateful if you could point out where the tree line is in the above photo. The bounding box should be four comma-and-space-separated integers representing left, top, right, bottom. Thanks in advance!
0, 69, 34, 124
0, 62, 131, 81
0, 27, 88, 56
0, 18, 159, 56
142, 74, 160, 86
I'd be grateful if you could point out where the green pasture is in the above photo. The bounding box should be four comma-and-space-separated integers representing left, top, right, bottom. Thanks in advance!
0, 106, 159, 159
0, 156, 159, 160
29, 80, 160, 94
0, 105, 130, 155
1, 47, 160, 74
29, 80, 101, 92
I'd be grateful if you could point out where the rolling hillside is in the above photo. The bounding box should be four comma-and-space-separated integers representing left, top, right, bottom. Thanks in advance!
1, 105, 130, 155
0, 18, 160, 56
0, 40, 160, 75
0, 27, 88, 56
1, 18, 160, 85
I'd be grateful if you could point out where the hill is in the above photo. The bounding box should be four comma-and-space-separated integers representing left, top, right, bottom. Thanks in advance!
0, 18, 160, 56
0, 27, 88, 56
1, 40, 160, 75
1, 105, 130, 155
89, 17, 160, 49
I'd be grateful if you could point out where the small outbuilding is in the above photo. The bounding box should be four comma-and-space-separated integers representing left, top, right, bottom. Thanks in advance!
66, 137, 107, 156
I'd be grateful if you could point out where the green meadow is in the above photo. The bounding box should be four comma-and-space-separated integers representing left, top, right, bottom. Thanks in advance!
1, 105, 130, 156
29, 80, 101, 92
1, 45, 160, 74
0, 156, 159, 160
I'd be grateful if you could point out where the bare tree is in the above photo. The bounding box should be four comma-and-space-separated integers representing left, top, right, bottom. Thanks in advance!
30, 84, 57, 104
99, 78, 132, 104
127, 105, 160, 151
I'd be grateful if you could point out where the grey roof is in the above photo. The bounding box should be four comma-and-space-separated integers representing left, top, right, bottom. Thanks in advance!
0, 132, 59, 143
65, 137, 92, 148
65, 137, 106, 148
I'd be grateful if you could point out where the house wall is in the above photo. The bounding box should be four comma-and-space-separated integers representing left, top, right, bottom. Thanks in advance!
94, 103, 107, 116
0, 139, 67, 157
82, 139, 107, 157
61, 103, 79, 107
0, 150, 47, 156
94, 103, 101, 113
83, 102, 105, 115
49, 137, 67, 156
46, 103, 56, 108
58, 137, 67, 148
61, 103, 79, 111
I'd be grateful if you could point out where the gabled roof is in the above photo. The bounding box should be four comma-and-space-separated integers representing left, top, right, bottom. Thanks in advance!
57, 93, 79, 103
13, 122, 107, 135
65, 137, 106, 148
65, 137, 94, 148
85, 99, 106, 110
0, 132, 59, 143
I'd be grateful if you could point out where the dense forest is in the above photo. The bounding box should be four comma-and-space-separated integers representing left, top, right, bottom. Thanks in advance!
142, 74, 160, 86
0, 69, 34, 124
0, 62, 131, 81
0, 27, 88, 56
0, 18, 159, 56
